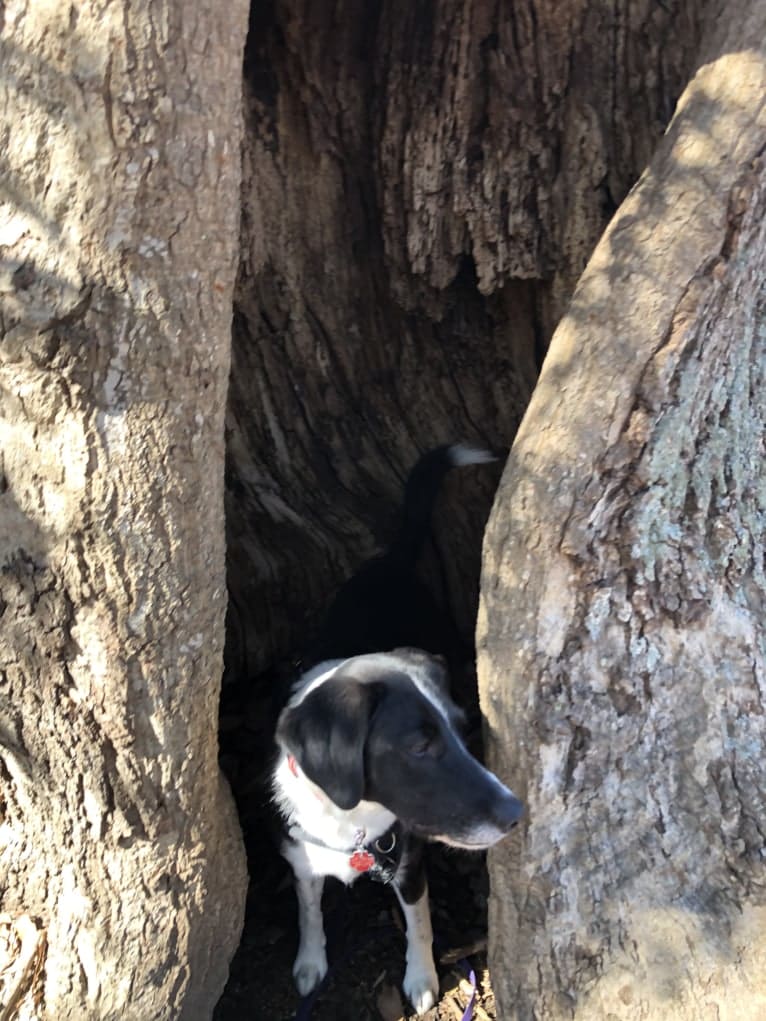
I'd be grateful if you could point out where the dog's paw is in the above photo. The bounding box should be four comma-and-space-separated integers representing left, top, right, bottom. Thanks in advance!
293, 947, 328, 996
403, 961, 439, 1015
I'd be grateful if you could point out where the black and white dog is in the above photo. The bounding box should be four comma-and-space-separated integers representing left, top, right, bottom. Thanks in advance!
272, 446, 523, 1014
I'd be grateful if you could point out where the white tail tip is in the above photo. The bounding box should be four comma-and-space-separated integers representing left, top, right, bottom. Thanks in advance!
448, 443, 499, 466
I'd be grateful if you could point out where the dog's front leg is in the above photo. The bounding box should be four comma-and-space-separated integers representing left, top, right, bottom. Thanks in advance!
292, 870, 327, 995
394, 881, 439, 1015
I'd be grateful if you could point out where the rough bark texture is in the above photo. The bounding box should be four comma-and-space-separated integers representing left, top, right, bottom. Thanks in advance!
227, 0, 703, 679
0, 2, 248, 1018
478, 2, 766, 1016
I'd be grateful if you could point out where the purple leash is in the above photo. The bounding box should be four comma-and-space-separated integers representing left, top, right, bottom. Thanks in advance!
458, 963, 477, 1021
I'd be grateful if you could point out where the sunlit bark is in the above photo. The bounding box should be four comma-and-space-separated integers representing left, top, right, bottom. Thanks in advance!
0, 3, 248, 1017
479, 6, 766, 1017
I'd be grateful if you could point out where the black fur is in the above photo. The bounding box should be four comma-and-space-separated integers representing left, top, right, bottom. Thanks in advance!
395, 833, 427, 905
306, 445, 497, 668
276, 676, 376, 811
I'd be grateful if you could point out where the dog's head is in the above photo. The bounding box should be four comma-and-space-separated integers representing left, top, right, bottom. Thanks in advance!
276, 650, 523, 849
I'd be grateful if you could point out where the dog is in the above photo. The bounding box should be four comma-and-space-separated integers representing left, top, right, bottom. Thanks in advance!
272, 446, 523, 1014
304, 443, 503, 670
273, 649, 523, 1013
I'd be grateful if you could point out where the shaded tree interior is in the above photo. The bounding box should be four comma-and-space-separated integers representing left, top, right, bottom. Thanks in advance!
217, 0, 703, 1016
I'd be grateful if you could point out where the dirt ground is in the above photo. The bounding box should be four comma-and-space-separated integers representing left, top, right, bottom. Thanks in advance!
215, 670, 500, 1021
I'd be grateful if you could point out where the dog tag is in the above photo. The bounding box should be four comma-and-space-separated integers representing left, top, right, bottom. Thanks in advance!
349, 850, 375, 872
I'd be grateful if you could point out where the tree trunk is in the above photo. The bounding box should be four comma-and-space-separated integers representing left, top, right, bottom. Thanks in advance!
0, 3, 249, 1018
479, 3, 766, 1017
227, 0, 704, 679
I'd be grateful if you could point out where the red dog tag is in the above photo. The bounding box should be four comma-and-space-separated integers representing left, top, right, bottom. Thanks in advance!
349, 850, 375, 872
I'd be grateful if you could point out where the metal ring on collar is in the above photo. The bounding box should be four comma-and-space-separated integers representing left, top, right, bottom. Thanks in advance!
375, 831, 397, 855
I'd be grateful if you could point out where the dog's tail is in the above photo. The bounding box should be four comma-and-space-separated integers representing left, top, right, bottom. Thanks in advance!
387, 444, 498, 569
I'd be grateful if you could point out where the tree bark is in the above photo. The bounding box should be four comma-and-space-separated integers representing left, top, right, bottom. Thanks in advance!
0, 2, 248, 1018
228, 0, 704, 679
479, 2, 766, 1016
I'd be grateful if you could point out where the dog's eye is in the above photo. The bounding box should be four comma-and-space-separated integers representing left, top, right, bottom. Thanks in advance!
406, 731, 437, 757
409, 738, 431, 757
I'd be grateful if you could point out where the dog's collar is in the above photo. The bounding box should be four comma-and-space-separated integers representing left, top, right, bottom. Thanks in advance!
283, 754, 403, 882
287, 819, 403, 885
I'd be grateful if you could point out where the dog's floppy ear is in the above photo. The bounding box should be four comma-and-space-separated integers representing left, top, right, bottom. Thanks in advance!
276, 678, 376, 810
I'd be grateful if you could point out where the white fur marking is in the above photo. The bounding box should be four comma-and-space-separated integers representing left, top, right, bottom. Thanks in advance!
447, 443, 497, 466
395, 884, 439, 1015
304, 651, 457, 724
292, 873, 327, 995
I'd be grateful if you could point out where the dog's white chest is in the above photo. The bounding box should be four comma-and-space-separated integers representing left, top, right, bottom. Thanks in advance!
282, 836, 363, 884
273, 754, 395, 883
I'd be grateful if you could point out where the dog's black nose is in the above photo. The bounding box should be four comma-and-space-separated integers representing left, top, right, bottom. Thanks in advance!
494, 791, 524, 832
